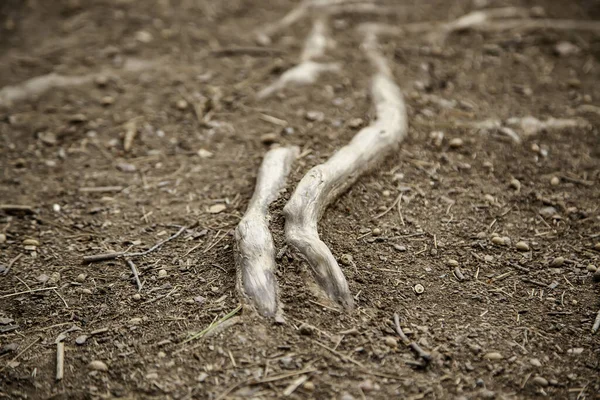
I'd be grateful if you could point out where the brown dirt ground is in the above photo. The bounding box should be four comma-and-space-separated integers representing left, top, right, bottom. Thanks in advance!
1, 0, 600, 399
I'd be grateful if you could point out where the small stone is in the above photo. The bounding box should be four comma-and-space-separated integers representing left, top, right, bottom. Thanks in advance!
132, 293, 141, 301
69, 113, 87, 123
88, 361, 108, 371
449, 137, 463, 149
146, 372, 158, 380
382, 190, 391, 197
484, 255, 494, 262
555, 41, 580, 57
49, 272, 61, 284
158, 269, 167, 278
491, 236, 505, 246
567, 348, 584, 355
23, 239, 39, 246
37, 274, 49, 283
116, 162, 136, 173
358, 379, 375, 392
95, 75, 109, 87
101, 96, 114, 106
0, 233, 6, 243
429, 131, 444, 147
413, 284, 424, 294
484, 194, 495, 204
75, 335, 88, 345
135, 30, 153, 43
515, 241, 530, 252
479, 389, 496, 399
384, 337, 397, 347
530, 358, 542, 367
509, 178, 521, 191
348, 118, 363, 128
176, 99, 188, 110
340, 393, 355, 400
208, 204, 226, 214
24, 245, 37, 251
76, 273, 86, 282
53, 204, 61, 212
260, 133, 278, 145
197, 372, 208, 382
340, 254, 353, 266
539, 206, 557, 218
586, 264, 597, 272
306, 111, 324, 121
129, 317, 143, 325
446, 259, 459, 267
550, 257, 565, 267
531, 376, 549, 387
303, 381, 315, 391
594, 242, 600, 251
157, 351, 166, 358
393, 244, 406, 252
483, 352, 503, 360
197, 148, 213, 158
81, 288, 92, 295
550, 176, 560, 186
372, 228, 382, 236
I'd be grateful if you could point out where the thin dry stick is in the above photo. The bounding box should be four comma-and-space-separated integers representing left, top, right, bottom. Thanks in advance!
4, 253, 23, 275
393, 313, 432, 364
592, 310, 600, 334
53, 289, 69, 309
313, 339, 364, 368
203, 230, 231, 254
373, 193, 402, 220
0, 286, 58, 299
0, 336, 41, 372
56, 342, 65, 381
125, 259, 143, 291
83, 226, 187, 263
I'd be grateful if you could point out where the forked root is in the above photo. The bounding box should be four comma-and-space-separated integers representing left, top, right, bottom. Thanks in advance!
258, 16, 339, 99
283, 29, 408, 309
235, 146, 299, 317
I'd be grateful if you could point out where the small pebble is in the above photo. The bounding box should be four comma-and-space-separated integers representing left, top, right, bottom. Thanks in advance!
135, 30, 153, 43
382, 190, 391, 197
75, 335, 88, 345
157, 351, 166, 358
76, 273, 86, 282
550, 257, 565, 267
24, 245, 37, 251
483, 352, 503, 360
260, 133, 278, 145
208, 204, 226, 214
555, 41, 580, 57
491, 236, 505, 246
176, 99, 188, 110
530, 358, 542, 367
372, 228, 382, 236
197, 149, 214, 158
81, 288, 92, 295
449, 137, 463, 149
132, 293, 141, 301
158, 269, 167, 278
550, 176, 560, 186
484, 255, 494, 262
23, 239, 39, 246
479, 389, 496, 399
358, 379, 375, 392
594, 242, 600, 251
306, 111, 324, 121
340, 254, 353, 266
567, 348, 584, 355
383, 337, 397, 348
515, 241, 530, 252
88, 360, 108, 371
303, 381, 315, 391
129, 317, 143, 325
509, 178, 521, 191
348, 118, 363, 128
0, 233, 5, 243
95, 75, 108, 87
531, 376, 549, 387
393, 244, 406, 252
413, 284, 424, 294
446, 259, 459, 267
101, 96, 114, 106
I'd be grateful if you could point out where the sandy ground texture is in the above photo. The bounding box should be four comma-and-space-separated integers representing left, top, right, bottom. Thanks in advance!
1, 0, 599, 399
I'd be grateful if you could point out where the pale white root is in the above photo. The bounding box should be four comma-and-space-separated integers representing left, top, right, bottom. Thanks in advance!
283, 29, 407, 309
465, 116, 590, 143
235, 146, 299, 317
258, 16, 339, 99
360, 7, 600, 44
255, 0, 382, 45
0, 58, 155, 107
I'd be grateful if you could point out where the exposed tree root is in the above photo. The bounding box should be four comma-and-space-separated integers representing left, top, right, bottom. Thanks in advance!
0, 58, 155, 107
283, 28, 408, 310
258, 16, 339, 99
360, 7, 600, 44
464, 116, 590, 143
235, 146, 299, 317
